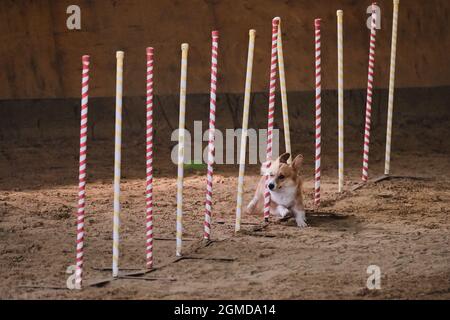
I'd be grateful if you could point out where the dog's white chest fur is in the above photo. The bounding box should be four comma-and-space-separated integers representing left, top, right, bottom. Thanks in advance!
270, 185, 297, 208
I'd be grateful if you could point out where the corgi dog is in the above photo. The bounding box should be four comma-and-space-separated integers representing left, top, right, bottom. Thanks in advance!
246, 153, 307, 228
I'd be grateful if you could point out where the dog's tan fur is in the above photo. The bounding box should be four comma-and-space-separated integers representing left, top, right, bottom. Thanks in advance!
246, 153, 307, 227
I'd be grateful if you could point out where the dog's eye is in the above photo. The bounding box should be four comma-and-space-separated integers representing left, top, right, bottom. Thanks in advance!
279, 175, 285, 180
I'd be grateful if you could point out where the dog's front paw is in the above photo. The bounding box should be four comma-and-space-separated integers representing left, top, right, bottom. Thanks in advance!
246, 199, 257, 215
277, 206, 290, 218
294, 210, 308, 228
296, 217, 308, 228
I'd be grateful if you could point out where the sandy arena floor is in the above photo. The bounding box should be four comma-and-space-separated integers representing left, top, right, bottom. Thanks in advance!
1, 140, 449, 299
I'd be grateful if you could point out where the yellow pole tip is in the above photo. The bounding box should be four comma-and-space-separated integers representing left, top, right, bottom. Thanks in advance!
181, 43, 189, 50
394, 0, 400, 5
116, 51, 124, 59
249, 29, 256, 36
337, 10, 343, 17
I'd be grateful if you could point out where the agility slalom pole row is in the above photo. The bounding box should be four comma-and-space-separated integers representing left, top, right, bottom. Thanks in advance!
235, 30, 256, 233
176, 44, 189, 257
314, 19, 322, 208
112, 51, 124, 278
145, 47, 154, 269
337, 10, 344, 193
362, 4, 378, 182
204, 31, 219, 240
75, 55, 90, 289
263, 18, 280, 222
277, 21, 292, 164
384, 0, 400, 176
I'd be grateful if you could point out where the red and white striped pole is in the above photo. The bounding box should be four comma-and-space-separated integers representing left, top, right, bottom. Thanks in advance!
204, 31, 219, 240
362, 3, 377, 182
264, 18, 280, 222
145, 47, 154, 269
314, 19, 322, 208
75, 55, 90, 289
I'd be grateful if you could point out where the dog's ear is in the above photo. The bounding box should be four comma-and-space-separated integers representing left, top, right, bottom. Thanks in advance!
278, 153, 291, 164
291, 154, 304, 171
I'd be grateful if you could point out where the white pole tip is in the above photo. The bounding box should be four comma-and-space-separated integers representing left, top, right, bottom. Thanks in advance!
181, 43, 189, 51
337, 10, 343, 17
249, 29, 256, 36
116, 51, 124, 59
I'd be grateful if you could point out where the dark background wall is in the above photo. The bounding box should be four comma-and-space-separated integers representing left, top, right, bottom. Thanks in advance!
0, 0, 449, 190
0, 0, 449, 99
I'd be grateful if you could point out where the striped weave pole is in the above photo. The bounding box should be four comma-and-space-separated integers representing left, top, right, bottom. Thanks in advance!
235, 30, 256, 233
204, 31, 219, 240
362, 4, 377, 182
337, 10, 344, 193
314, 19, 322, 208
263, 18, 280, 222
145, 47, 154, 269
384, 0, 400, 175
277, 20, 292, 163
75, 55, 90, 289
112, 51, 124, 278
176, 44, 189, 257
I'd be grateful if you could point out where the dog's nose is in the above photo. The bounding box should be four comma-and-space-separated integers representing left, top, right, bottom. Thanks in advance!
268, 183, 275, 190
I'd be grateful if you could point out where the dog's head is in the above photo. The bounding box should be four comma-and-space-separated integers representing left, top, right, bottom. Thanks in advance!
261, 153, 303, 192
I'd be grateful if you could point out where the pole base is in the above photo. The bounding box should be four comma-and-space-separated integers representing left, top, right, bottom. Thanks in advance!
351, 174, 432, 192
